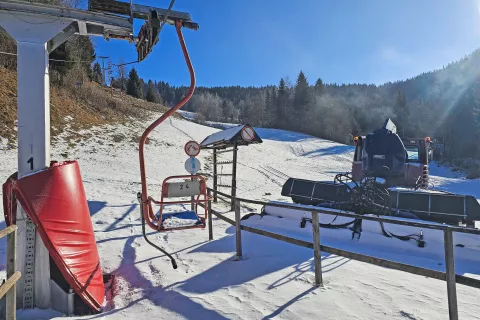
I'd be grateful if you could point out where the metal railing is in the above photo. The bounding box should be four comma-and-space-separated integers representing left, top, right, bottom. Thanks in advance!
0, 225, 20, 320
205, 188, 480, 320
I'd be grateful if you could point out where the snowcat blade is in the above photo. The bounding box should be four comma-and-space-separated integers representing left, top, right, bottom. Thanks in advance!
281, 178, 480, 225
281, 178, 350, 205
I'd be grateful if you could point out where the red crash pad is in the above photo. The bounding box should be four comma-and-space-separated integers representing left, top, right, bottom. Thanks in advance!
3, 161, 104, 312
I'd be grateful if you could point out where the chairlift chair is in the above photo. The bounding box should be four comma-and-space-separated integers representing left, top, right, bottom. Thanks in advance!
136, 17, 208, 269
150, 175, 209, 231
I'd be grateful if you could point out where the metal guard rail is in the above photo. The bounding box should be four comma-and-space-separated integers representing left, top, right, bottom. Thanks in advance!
204, 187, 480, 320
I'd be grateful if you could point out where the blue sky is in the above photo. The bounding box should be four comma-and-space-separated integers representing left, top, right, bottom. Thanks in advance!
93, 0, 480, 87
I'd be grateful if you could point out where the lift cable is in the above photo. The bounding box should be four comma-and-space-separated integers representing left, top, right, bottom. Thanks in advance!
0, 50, 95, 63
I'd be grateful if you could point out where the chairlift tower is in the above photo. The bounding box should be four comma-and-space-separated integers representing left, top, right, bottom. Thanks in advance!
98, 55, 110, 85
0, 0, 197, 312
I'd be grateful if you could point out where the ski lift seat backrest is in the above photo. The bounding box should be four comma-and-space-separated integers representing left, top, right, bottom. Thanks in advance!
161, 177, 206, 199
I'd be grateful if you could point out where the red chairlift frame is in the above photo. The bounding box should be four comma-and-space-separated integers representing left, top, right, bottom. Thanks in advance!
149, 174, 209, 232
138, 20, 211, 233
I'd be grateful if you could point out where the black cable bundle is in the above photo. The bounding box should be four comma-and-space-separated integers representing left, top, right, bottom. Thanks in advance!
301, 170, 427, 247
379, 220, 425, 247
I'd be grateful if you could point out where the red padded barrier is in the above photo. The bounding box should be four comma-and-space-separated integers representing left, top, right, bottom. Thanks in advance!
3, 161, 104, 312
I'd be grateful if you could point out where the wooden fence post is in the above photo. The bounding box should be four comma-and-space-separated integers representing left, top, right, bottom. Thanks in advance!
444, 228, 458, 320
234, 199, 242, 260
6, 226, 17, 320
207, 190, 213, 241
311, 211, 323, 287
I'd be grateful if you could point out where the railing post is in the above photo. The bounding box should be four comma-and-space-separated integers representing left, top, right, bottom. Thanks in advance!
234, 199, 242, 260
213, 149, 218, 203
207, 190, 213, 241
6, 226, 17, 320
231, 144, 238, 211
311, 211, 323, 287
444, 228, 458, 320
190, 176, 194, 211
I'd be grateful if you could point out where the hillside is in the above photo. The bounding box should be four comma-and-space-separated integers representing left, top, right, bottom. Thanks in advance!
0, 115, 477, 320
0, 67, 169, 149
140, 48, 480, 163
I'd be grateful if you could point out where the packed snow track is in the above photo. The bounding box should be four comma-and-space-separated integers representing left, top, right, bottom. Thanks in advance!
1, 115, 479, 319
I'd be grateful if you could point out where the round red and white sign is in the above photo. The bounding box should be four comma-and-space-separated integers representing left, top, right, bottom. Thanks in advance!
241, 126, 255, 141
184, 140, 200, 157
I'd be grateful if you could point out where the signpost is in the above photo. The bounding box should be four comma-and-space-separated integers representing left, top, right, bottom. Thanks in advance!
184, 141, 201, 210
184, 140, 200, 157
185, 157, 201, 175
241, 126, 255, 141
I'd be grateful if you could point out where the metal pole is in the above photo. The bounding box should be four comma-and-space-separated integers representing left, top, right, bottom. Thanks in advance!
234, 199, 242, 260
231, 144, 238, 211
207, 190, 213, 241
98, 56, 109, 85
190, 175, 194, 211
444, 228, 458, 320
213, 149, 218, 203
311, 211, 323, 286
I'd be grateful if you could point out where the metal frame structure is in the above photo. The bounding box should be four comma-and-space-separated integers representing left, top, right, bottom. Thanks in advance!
127, 4, 203, 271
0, 0, 198, 312
211, 145, 238, 211
88, 0, 199, 30
199, 125, 262, 210
0, 0, 133, 43
0, 0, 133, 311
138, 20, 197, 232
149, 175, 209, 232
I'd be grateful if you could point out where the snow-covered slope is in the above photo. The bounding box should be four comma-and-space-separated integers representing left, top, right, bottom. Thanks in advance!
0, 114, 479, 320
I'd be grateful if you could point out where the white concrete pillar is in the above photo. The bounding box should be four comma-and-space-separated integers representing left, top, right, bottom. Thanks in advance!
17, 42, 51, 177
17, 41, 52, 309
0, 12, 72, 309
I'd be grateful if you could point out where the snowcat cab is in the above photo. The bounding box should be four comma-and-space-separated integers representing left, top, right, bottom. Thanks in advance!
352, 118, 429, 189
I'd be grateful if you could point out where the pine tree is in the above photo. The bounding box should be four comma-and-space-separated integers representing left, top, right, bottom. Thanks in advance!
116, 59, 127, 92
463, 77, 480, 157
222, 100, 229, 120
127, 68, 143, 99
270, 87, 278, 126
264, 90, 271, 127
472, 77, 480, 156
162, 83, 174, 105
474, 103, 480, 157
146, 80, 160, 103
314, 78, 326, 95
276, 78, 289, 129
92, 62, 102, 84
394, 90, 409, 136
293, 71, 311, 131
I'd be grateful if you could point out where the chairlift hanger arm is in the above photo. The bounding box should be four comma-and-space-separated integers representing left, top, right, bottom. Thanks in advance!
88, 0, 199, 30
138, 20, 196, 230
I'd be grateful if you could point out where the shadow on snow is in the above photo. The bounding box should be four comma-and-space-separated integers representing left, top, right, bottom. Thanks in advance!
179, 226, 348, 295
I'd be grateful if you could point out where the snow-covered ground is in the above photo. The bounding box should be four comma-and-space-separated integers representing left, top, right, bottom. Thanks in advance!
1, 114, 480, 319
177, 110, 240, 130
